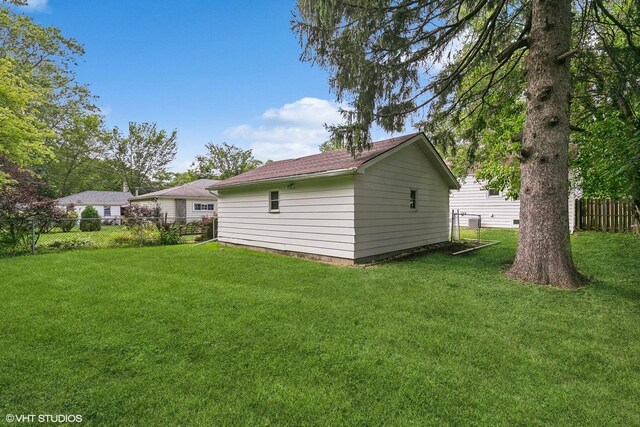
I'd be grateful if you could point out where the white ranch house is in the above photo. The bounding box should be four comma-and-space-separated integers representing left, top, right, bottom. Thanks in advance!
211, 133, 460, 264
56, 191, 132, 219
129, 179, 219, 222
450, 174, 576, 232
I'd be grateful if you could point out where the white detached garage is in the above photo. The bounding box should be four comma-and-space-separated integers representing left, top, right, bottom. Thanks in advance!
210, 132, 460, 263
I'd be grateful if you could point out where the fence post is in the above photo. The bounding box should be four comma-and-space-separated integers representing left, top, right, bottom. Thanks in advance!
139, 221, 144, 246
31, 220, 36, 254
450, 210, 454, 241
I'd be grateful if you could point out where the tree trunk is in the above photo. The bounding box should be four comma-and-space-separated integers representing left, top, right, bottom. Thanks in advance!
506, 0, 586, 288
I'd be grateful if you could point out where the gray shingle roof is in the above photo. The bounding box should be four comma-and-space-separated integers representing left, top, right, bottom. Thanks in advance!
211, 133, 421, 188
130, 179, 219, 201
56, 191, 133, 206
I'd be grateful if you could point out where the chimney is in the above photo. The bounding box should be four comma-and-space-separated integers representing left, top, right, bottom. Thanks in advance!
135, 188, 139, 197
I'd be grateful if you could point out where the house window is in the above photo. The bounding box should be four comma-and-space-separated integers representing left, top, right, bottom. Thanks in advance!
193, 203, 215, 211
104, 206, 111, 216
487, 188, 500, 197
513, 219, 520, 225
269, 191, 279, 212
410, 190, 417, 209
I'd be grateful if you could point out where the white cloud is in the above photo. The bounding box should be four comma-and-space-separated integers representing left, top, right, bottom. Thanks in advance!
224, 97, 344, 162
262, 97, 343, 128
223, 97, 398, 162
19, 0, 49, 12
225, 124, 329, 161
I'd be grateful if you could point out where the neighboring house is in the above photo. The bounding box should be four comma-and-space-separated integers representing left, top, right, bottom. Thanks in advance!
129, 179, 219, 222
449, 174, 576, 232
56, 191, 133, 218
210, 132, 460, 264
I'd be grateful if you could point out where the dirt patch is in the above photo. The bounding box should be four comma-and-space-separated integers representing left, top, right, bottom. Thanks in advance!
432, 241, 481, 254
370, 241, 483, 265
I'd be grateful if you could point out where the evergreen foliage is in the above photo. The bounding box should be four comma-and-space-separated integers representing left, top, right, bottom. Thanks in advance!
79, 205, 101, 232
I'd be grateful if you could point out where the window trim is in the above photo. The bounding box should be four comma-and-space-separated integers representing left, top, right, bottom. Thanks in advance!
104, 206, 111, 217
409, 189, 417, 210
268, 190, 280, 213
193, 202, 215, 212
487, 188, 500, 197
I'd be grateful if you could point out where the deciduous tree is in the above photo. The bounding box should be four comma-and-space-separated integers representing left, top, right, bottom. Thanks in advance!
38, 113, 110, 196
0, 57, 53, 183
0, 2, 98, 186
191, 142, 262, 180
109, 122, 178, 194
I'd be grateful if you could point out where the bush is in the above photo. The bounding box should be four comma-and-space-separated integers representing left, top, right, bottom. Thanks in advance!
0, 167, 65, 249
111, 232, 138, 246
79, 205, 101, 232
110, 227, 160, 246
45, 237, 93, 251
122, 204, 162, 229
58, 209, 78, 232
199, 215, 216, 239
159, 226, 183, 245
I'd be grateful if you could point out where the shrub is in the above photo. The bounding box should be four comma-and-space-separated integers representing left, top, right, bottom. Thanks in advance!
0, 165, 65, 249
79, 205, 101, 232
159, 226, 183, 245
57, 207, 78, 232
110, 227, 160, 246
122, 204, 162, 229
45, 237, 93, 251
199, 215, 216, 239
111, 232, 138, 246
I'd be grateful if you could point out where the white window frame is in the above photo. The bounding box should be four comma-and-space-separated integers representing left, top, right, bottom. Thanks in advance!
409, 189, 417, 210
104, 206, 111, 216
193, 203, 215, 212
269, 190, 280, 213
486, 188, 500, 197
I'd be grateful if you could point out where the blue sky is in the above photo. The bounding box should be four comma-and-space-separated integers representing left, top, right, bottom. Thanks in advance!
18, 0, 394, 171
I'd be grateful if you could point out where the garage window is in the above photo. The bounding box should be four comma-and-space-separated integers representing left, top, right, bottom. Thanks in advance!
269, 191, 279, 212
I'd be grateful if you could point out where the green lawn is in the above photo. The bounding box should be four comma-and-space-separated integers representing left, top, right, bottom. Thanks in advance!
1, 230, 638, 425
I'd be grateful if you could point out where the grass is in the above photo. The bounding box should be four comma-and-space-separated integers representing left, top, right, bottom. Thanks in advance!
0, 229, 638, 425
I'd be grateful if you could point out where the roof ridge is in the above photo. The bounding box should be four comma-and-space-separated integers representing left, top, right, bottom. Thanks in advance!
212, 132, 425, 189
260, 132, 422, 167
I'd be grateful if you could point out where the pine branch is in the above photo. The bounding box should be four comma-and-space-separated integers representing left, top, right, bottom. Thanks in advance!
555, 48, 580, 63
496, 37, 529, 63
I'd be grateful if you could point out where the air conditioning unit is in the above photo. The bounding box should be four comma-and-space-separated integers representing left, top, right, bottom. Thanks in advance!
468, 217, 481, 228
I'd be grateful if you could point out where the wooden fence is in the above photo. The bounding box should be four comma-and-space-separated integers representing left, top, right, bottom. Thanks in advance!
575, 198, 638, 233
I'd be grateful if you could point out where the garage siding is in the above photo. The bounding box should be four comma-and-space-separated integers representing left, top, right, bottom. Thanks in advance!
217, 176, 356, 260
354, 143, 451, 260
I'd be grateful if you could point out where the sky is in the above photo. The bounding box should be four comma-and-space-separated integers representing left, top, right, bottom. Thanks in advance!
17, 0, 395, 171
